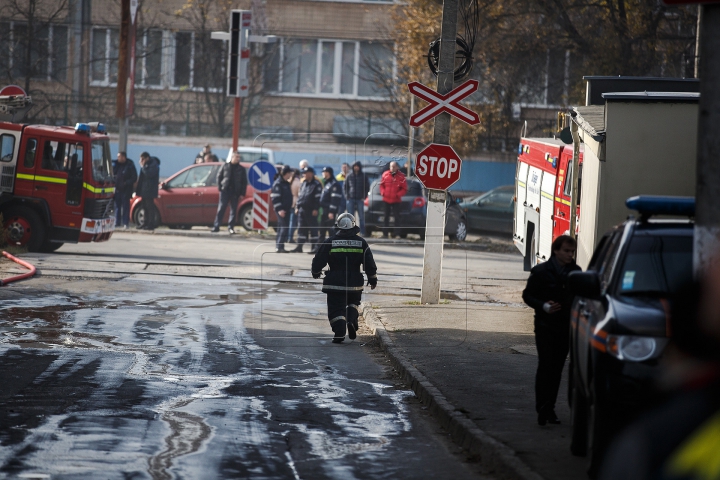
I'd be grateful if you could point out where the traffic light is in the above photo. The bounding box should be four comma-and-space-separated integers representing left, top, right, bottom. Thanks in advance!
227, 10, 251, 97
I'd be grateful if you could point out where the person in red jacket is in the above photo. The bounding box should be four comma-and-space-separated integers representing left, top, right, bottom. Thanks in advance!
379, 161, 408, 238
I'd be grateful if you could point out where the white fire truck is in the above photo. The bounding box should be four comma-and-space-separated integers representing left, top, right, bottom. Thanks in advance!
514, 77, 700, 270
0, 85, 116, 252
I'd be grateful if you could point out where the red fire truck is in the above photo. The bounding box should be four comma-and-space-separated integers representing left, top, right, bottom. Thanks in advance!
0, 86, 115, 252
513, 138, 583, 270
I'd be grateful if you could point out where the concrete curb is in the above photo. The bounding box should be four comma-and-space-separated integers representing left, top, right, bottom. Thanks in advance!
361, 303, 544, 480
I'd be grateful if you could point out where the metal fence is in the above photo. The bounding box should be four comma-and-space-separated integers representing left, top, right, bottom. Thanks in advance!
25, 93, 557, 155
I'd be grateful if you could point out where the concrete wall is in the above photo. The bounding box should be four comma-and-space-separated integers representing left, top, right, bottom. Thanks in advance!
112, 141, 515, 193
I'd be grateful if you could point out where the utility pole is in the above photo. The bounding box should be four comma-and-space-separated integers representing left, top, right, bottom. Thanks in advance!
420, 0, 459, 304
694, 4, 720, 276
117, 0, 129, 152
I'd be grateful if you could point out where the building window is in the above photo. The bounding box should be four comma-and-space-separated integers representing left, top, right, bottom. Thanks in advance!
0, 22, 68, 81
135, 29, 164, 87
265, 38, 394, 99
91, 27, 120, 85
172, 32, 224, 91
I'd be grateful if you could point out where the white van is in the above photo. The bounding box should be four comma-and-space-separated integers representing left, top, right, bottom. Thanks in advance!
226, 146, 275, 164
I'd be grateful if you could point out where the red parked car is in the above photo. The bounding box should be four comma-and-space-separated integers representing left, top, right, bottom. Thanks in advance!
130, 162, 278, 230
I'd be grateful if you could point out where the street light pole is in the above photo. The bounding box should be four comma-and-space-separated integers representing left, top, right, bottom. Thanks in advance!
694, 4, 720, 277
420, 0, 459, 304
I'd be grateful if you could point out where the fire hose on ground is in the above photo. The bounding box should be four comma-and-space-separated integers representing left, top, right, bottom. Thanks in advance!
0, 251, 37, 285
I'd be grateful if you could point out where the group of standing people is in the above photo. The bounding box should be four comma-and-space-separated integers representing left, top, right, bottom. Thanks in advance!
271, 160, 374, 254
113, 151, 161, 231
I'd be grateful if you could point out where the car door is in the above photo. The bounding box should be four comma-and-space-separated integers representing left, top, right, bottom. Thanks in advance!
157, 165, 213, 225
467, 189, 513, 233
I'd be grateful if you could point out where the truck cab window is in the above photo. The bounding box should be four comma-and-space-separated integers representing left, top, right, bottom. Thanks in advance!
0, 134, 15, 162
24, 139, 37, 168
42, 140, 66, 171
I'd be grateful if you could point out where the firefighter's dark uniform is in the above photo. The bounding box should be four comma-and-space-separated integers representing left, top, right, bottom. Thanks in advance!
295, 176, 323, 252
311, 225, 378, 342
318, 176, 344, 244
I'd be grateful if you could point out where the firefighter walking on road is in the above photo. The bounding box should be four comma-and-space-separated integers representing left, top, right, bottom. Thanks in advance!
290, 167, 323, 254
311, 213, 377, 343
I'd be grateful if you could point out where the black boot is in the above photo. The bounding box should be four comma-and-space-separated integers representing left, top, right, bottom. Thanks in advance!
331, 319, 346, 343
289, 245, 303, 253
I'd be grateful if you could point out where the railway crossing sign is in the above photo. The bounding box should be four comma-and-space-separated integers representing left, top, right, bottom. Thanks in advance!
408, 79, 480, 128
248, 160, 276, 230
414, 144, 463, 191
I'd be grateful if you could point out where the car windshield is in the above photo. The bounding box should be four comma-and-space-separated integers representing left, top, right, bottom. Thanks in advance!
91, 139, 114, 183
616, 234, 693, 297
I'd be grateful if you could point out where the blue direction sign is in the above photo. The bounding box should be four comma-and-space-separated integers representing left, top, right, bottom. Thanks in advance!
248, 160, 275, 192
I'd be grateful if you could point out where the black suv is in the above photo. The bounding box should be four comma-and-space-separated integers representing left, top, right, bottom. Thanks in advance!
567, 196, 694, 474
363, 177, 467, 241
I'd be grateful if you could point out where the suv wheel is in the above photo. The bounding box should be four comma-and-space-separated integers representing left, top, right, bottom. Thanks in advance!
570, 384, 588, 456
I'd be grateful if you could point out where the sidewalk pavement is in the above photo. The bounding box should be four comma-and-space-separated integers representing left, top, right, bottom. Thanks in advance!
361, 298, 588, 480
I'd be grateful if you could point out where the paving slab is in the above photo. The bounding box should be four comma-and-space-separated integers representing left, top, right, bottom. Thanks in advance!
362, 297, 588, 480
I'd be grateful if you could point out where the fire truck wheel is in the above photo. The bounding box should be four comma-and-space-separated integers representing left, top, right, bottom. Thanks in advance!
239, 204, 253, 231
4, 206, 46, 252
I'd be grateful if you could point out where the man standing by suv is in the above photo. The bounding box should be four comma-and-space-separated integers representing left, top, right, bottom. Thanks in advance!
212, 152, 248, 234
113, 151, 137, 230
136, 152, 160, 230
379, 161, 408, 238
344, 161, 369, 235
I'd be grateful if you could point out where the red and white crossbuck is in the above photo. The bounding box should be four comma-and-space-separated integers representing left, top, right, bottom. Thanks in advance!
408, 79, 480, 128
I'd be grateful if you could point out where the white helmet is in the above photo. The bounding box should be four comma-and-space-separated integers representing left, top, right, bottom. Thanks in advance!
335, 212, 356, 230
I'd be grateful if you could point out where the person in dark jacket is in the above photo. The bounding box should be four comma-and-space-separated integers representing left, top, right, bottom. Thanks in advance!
311, 213, 378, 343
271, 165, 294, 253
318, 166, 344, 244
290, 167, 323, 253
136, 152, 161, 230
343, 161, 369, 235
522, 235, 581, 426
212, 152, 248, 234
113, 151, 137, 229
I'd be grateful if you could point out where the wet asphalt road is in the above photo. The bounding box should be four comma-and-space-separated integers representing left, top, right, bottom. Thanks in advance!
0, 235, 491, 479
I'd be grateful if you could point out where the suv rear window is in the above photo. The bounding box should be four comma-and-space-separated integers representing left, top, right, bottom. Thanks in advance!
617, 235, 693, 296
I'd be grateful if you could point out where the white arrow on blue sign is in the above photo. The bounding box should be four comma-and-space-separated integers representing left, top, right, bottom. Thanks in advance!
248, 160, 276, 192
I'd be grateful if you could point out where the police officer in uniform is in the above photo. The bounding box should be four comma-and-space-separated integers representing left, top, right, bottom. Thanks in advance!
312, 213, 378, 343
290, 166, 323, 253
318, 166, 345, 244
271, 165, 295, 253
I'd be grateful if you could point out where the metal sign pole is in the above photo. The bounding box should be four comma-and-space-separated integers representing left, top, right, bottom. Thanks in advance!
420, 0, 459, 304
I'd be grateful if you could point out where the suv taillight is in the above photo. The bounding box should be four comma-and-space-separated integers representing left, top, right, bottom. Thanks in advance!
364, 197, 369, 207
412, 197, 426, 209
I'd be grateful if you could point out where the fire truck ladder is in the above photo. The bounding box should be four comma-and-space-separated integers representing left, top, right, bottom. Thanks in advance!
0, 93, 33, 123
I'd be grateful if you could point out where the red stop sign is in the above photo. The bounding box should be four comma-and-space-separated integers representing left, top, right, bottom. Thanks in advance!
414, 143, 463, 190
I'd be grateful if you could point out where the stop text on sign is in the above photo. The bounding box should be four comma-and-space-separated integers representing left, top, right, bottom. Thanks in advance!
413, 143, 463, 191
416, 155, 459, 179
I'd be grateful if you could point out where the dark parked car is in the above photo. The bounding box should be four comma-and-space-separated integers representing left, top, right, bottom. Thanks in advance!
364, 178, 467, 241
567, 196, 694, 473
130, 162, 278, 230
460, 185, 514, 234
